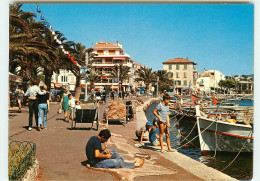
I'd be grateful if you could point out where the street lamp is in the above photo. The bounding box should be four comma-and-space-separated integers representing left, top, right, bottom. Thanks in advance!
157, 76, 159, 96
84, 51, 89, 102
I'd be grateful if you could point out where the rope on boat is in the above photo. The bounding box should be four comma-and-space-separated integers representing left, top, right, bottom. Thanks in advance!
170, 127, 197, 148
179, 121, 197, 145
175, 119, 216, 150
220, 130, 252, 172
171, 113, 187, 128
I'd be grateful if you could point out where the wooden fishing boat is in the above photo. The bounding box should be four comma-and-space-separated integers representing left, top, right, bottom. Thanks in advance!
195, 106, 253, 155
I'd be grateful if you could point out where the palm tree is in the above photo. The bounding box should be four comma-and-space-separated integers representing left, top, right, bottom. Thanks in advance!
110, 63, 130, 92
88, 70, 101, 91
9, 4, 59, 88
135, 66, 156, 91
155, 70, 174, 85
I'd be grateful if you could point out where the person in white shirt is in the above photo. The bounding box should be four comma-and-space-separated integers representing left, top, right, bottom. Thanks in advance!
24, 80, 46, 131
75, 100, 81, 109
68, 94, 76, 122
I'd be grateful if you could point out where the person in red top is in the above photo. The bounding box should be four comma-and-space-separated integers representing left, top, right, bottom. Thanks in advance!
212, 97, 218, 106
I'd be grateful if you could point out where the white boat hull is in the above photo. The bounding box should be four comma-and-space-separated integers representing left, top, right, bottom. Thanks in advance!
196, 110, 253, 154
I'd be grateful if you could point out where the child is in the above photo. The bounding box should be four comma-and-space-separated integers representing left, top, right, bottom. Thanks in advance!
75, 100, 81, 109
135, 121, 153, 143
68, 94, 76, 122
153, 93, 174, 153
149, 120, 167, 146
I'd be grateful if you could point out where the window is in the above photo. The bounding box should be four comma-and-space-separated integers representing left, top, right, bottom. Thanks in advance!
184, 80, 187, 86
184, 72, 187, 78
61, 76, 63, 82
184, 64, 187, 70
97, 50, 104, 55
175, 80, 181, 86
96, 60, 102, 64
109, 50, 115, 55
168, 72, 173, 78
176, 64, 180, 70
115, 60, 122, 64
176, 72, 179, 78
169, 65, 172, 70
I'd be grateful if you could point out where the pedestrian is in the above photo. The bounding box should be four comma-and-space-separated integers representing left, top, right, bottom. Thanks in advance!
102, 91, 107, 104
96, 90, 101, 106
111, 91, 114, 100
24, 80, 46, 131
135, 121, 152, 143
153, 93, 175, 153
122, 91, 125, 100
37, 84, 50, 131
16, 86, 24, 113
68, 93, 76, 123
59, 88, 70, 122
85, 129, 145, 168
149, 120, 167, 146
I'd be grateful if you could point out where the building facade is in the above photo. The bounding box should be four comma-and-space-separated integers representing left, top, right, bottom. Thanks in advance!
51, 70, 76, 91
163, 57, 197, 94
196, 69, 225, 93
91, 41, 135, 91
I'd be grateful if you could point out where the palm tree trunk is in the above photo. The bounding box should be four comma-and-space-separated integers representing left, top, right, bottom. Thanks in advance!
44, 69, 53, 92
74, 72, 81, 101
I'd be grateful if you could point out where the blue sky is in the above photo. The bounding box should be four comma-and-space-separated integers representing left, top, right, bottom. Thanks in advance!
21, 3, 254, 76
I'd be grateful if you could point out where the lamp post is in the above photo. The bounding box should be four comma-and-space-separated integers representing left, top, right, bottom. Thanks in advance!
84, 52, 89, 102
117, 64, 120, 96
157, 76, 159, 97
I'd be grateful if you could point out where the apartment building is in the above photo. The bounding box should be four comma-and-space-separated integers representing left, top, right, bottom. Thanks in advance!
196, 69, 225, 93
91, 41, 135, 91
163, 57, 197, 94
51, 70, 76, 91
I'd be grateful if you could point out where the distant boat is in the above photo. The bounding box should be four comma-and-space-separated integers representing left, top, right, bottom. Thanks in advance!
195, 106, 253, 155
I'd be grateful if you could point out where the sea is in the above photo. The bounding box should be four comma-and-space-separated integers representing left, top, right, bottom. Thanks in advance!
145, 100, 254, 180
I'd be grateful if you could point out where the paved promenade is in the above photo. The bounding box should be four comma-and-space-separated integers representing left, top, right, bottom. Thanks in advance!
8, 97, 234, 180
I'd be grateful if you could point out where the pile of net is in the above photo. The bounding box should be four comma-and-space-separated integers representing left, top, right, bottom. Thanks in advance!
106, 101, 126, 119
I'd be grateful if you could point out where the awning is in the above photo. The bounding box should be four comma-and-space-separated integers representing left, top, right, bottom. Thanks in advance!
55, 83, 62, 88
182, 86, 192, 90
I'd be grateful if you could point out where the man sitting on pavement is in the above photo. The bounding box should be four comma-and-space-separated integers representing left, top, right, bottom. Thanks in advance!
135, 121, 153, 143
86, 129, 145, 168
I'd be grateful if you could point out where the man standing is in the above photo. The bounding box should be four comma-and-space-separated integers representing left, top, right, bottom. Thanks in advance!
24, 80, 46, 131
153, 93, 175, 153
86, 129, 145, 168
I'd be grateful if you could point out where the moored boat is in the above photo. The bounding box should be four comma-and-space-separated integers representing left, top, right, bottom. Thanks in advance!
195, 106, 253, 155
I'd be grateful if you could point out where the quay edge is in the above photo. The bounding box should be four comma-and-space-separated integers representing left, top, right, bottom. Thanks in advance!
138, 97, 238, 181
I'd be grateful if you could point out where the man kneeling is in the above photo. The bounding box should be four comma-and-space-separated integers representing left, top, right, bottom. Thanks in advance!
86, 129, 145, 168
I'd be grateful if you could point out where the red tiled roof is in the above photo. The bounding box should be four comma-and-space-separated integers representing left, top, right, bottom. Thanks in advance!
163, 58, 196, 64
94, 42, 120, 48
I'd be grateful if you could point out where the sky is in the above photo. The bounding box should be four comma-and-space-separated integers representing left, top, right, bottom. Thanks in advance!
20, 3, 254, 76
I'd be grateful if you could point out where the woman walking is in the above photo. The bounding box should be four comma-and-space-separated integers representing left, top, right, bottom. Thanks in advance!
59, 88, 70, 121
37, 84, 50, 131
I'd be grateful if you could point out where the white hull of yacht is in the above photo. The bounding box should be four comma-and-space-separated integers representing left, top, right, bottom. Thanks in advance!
196, 107, 253, 154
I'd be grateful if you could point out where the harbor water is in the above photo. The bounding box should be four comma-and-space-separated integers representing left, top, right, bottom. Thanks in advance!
145, 103, 253, 180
